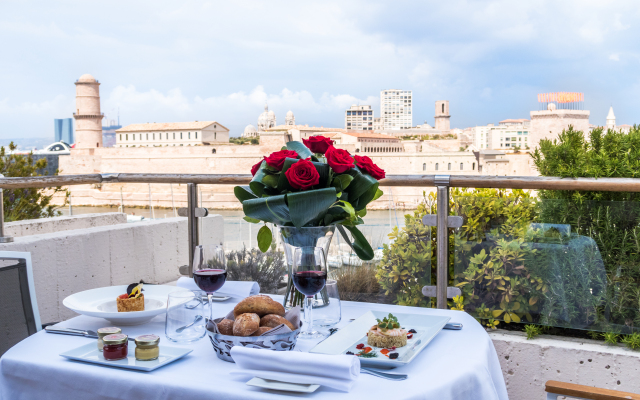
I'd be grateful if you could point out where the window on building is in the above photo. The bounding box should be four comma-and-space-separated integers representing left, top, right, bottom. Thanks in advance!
195, 132, 198, 139
188, 132, 191, 139
436, 163, 439, 171
214, 132, 217, 140
442, 104, 445, 113
152, 133, 155, 140
472, 163, 476, 170
460, 163, 463, 170
173, 132, 175, 139
448, 163, 451, 170
347, 111, 351, 116
126, 134, 128, 140
423, 163, 426, 171
119, 134, 122, 141
180, 132, 183, 139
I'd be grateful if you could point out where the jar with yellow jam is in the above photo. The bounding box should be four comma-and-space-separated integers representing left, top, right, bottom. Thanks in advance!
97, 327, 122, 351
135, 334, 160, 361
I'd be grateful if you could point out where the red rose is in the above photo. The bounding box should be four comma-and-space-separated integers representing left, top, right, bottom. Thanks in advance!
285, 158, 320, 190
303, 136, 334, 154
264, 150, 298, 170
251, 159, 264, 176
325, 147, 354, 174
354, 155, 386, 180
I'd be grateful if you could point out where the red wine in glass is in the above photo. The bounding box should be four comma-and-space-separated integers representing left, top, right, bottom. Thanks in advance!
293, 270, 327, 296
193, 269, 227, 293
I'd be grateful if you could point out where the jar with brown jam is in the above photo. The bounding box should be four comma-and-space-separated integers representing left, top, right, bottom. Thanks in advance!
102, 334, 128, 361
97, 327, 122, 351
135, 334, 160, 361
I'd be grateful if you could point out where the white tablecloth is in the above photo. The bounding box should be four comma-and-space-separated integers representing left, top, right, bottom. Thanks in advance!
0, 297, 508, 400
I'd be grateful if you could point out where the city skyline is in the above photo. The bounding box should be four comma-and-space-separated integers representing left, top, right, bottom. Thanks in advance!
1, 0, 638, 139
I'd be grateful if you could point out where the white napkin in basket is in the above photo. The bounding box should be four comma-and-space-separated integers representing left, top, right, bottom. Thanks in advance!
230, 346, 360, 392
176, 278, 259, 299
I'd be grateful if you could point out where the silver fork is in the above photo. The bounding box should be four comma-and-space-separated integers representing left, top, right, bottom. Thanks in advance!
361, 367, 407, 380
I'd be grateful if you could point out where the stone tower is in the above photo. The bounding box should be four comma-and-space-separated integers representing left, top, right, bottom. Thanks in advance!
434, 100, 450, 132
285, 110, 295, 126
73, 74, 104, 148
606, 106, 616, 131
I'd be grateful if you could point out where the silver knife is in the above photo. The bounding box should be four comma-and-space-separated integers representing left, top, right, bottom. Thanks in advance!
45, 326, 135, 341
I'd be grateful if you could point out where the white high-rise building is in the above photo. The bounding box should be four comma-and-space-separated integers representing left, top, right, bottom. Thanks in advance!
345, 105, 374, 130
381, 89, 412, 130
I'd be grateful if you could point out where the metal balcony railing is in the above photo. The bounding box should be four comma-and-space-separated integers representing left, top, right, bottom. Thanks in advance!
2, 173, 640, 310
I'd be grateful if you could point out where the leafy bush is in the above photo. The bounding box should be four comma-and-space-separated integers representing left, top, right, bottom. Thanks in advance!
1, 142, 67, 221
532, 126, 640, 333
225, 247, 287, 294
333, 264, 382, 303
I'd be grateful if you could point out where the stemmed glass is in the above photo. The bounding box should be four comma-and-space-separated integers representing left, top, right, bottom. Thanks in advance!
192, 245, 227, 321
292, 246, 328, 339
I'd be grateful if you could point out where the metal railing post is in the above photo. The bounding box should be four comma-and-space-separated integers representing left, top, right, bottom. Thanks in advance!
435, 175, 450, 309
0, 174, 14, 243
187, 183, 198, 278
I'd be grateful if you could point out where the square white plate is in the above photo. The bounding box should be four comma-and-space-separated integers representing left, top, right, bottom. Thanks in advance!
310, 310, 450, 368
247, 377, 320, 393
60, 342, 192, 372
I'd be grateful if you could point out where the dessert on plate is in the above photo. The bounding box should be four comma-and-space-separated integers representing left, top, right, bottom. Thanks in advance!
116, 283, 144, 312
367, 313, 408, 349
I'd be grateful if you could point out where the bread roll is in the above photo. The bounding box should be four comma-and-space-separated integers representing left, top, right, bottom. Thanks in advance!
233, 313, 260, 336
250, 326, 273, 336
217, 318, 234, 336
260, 314, 295, 331
233, 295, 285, 318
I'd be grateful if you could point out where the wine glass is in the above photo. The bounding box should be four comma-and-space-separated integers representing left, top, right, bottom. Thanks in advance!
292, 246, 328, 339
192, 245, 227, 321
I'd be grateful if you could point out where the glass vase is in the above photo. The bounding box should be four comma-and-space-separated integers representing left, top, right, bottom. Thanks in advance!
278, 225, 335, 309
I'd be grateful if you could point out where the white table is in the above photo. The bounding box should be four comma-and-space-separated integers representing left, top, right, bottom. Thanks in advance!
0, 298, 508, 400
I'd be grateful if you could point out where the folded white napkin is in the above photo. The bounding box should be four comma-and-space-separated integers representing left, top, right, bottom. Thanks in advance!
230, 346, 360, 392
176, 278, 260, 299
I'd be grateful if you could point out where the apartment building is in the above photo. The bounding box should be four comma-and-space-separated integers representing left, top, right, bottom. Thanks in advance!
116, 121, 229, 147
345, 105, 374, 131
381, 89, 412, 130
465, 119, 530, 150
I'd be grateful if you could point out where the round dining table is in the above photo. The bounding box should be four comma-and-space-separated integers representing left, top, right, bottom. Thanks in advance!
0, 295, 508, 400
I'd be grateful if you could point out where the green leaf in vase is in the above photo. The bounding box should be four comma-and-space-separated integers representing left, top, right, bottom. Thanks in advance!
234, 186, 258, 203
285, 141, 313, 160
331, 174, 354, 192
242, 194, 291, 225
257, 225, 273, 252
336, 224, 375, 260
345, 166, 379, 210
243, 216, 260, 223
287, 187, 338, 228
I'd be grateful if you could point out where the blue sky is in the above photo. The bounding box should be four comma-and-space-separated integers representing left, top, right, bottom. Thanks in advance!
1, 0, 638, 139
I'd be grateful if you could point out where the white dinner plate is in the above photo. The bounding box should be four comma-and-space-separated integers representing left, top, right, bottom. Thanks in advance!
310, 310, 450, 368
60, 342, 192, 372
63, 284, 191, 325
246, 377, 320, 393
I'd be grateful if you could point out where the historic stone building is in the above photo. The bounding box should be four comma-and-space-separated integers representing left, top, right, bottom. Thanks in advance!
434, 100, 450, 132
115, 121, 229, 147
529, 103, 590, 149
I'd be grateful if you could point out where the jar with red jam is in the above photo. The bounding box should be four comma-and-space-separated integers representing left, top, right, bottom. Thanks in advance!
102, 334, 128, 361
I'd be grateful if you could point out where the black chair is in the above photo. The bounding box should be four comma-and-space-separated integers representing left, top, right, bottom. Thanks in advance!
0, 251, 41, 357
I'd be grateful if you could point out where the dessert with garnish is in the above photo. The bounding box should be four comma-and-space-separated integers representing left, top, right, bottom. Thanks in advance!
367, 313, 408, 349
116, 283, 144, 312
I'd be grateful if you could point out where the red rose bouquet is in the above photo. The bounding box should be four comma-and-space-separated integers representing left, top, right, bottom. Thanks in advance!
234, 140, 385, 260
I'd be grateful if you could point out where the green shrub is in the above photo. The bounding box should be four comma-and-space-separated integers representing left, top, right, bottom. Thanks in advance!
622, 333, 640, 350
532, 126, 640, 333
1, 142, 68, 221
225, 247, 286, 294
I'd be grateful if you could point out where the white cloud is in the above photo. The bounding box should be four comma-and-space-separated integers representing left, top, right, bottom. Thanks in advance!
609, 53, 620, 61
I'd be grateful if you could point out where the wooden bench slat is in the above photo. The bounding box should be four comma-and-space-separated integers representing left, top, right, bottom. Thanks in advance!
546, 380, 640, 400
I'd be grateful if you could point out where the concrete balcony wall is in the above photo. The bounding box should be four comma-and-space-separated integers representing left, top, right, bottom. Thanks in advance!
490, 330, 640, 399
0, 215, 223, 324
4, 212, 127, 237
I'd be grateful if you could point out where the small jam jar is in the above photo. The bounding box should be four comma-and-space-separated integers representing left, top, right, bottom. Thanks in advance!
135, 334, 160, 361
102, 334, 128, 361
97, 327, 121, 351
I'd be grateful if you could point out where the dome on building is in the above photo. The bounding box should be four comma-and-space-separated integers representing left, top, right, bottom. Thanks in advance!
78, 74, 96, 83
257, 104, 276, 131
547, 103, 556, 111
285, 110, 295, 126
243, 124, 258, 138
